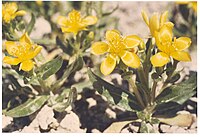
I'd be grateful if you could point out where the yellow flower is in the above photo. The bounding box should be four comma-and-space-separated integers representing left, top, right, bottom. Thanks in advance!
2, 2, 26, 23
141, 10, 174, 37
3, 33, 42, 71
36, 0, 43, 6
91, 30, 144, 75
176, 1, 197, 12
57, 9, 98, 36
150, 25, 191, 67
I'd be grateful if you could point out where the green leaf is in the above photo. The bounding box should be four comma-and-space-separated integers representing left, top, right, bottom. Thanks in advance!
155, 72, 197, 105
25, 13, 36, 35
52, 56, 84, 90
139, 121, 148, 133
88, 69, 141, 111
36, 56, 63, 80
52, 88, 77, 112
4, 95, 49, 118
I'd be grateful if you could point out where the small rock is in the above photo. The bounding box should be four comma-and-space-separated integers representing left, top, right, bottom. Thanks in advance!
91, 129, 101, 133
120, 127, 130, 133
105, 108, 116, 119
60, 111, 86, 132
160, 124, 171, 133
86, 98, 97, 108
2, 115, 13, 129
36, 105, 56, 130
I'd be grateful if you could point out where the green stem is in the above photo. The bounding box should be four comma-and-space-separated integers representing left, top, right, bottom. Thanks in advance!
160, 60, 178, 92
128, 78, 145, 109
137, 66, 149, 89
151, 80, 157, 103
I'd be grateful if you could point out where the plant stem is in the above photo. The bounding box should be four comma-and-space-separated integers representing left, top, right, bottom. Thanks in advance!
151, 80, 157, 103
128, 78, 145, 109
160, 60, 178, 92
137, 66, 149, 89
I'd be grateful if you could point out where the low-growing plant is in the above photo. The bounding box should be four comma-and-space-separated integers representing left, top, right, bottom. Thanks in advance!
2, 1, 197, 133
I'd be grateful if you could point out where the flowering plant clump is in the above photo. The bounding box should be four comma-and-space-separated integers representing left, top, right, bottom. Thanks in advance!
2, 1, 196, 133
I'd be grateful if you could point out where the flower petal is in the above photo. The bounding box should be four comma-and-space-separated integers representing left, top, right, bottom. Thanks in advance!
141, 10, 149, 26
28, 45, 42, 59
19, 33, 32, 44
91, 42, 109, 55
5, 41, 20, 57
15, 10, 26, 16
155, 25, 173, 52
149, 13, 160, 36
160, 11, 168, 27
83, 16, 98, 25
120, 51, 140, 68
100, 54, 117, 75
124, 35, 143, 49
170, 51, 191, 62
163, 22, 174, 29
57, 16, 69, 26
3, 56, 21, 65
68, 9, 81, 20
150, 52, 170, 67
20, 60, 34, 71
106, 30, 121, 42
174, 37, 191, 51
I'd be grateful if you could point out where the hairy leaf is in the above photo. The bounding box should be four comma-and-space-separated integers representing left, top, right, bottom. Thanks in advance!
49, 88, 77, 112
26, 13, 36, 35
88, 69, 141, 111
36, 56, 63, 80
4, 95, 49, 118
155, 72, 197, 105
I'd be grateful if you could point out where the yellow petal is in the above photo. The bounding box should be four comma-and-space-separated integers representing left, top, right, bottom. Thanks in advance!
120, 51, 140, 68
163, 22, 174, 29
15, 10, 26, 16
91, 42, 109, 55
149, 13, 160, 36
28, 45, 42, 59
150, 52, 170, 67
57, 16, 68, 26
141, 10, 149, 26
100, 54, 117, 75
124, 35, 143, 48
5, 41, 20, 57
19, 33, 32, 44
170, 51, 191, 62
68, 9, 81, 21
83, 16, 98, 25
160, 11, 168, 27
6, 2, 18, 14
106, 30, 121, 42
3, 56, 21, 65
174, 37, 191, 51
19, 60, 34, 71
158, 25, 173, 44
